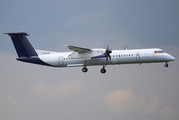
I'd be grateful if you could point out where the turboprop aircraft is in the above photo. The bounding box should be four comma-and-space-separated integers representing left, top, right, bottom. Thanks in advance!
5, 32, 175, 74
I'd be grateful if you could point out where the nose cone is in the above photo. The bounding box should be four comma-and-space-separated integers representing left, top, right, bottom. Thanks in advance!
170, 56, 175, 61
167, 54, 175, 61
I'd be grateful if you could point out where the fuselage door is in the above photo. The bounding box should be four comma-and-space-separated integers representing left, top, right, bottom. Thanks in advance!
59, 56, 63, 65
136, 52, 140, 61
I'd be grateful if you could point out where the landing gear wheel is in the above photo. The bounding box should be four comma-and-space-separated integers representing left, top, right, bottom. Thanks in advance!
164, 63, 168, 68
82, 67, 88, 72
100, 68, 106, 74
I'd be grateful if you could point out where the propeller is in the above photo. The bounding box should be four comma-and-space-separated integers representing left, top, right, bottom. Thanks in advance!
104, 44, 112, 62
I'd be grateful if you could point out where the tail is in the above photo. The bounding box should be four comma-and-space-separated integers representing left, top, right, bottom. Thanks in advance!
5, 32, 38, 58
5, 32, 51, 66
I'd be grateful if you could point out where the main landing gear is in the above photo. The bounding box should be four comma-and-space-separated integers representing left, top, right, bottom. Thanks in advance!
82, 67, 88, 73
82, 65, 107, 74
164, 62, 169, 68
100, 65, 106, 74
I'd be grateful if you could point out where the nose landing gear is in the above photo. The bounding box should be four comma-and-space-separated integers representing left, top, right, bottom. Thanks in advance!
164, 62, 169, 68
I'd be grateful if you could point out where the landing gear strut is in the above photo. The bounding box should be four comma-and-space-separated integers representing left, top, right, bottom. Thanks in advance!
101, 65, 107, 74
82, 67, 88, 73
164, 62, 169, 68
82, 60, 88, 73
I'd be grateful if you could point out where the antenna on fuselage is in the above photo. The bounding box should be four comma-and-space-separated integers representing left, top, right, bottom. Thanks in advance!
124, 44, 129, 50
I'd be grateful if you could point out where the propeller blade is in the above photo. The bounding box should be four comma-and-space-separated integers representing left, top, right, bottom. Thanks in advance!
106, 55, 108, 62
104, 44, 112, 62
109, 55, 111, 60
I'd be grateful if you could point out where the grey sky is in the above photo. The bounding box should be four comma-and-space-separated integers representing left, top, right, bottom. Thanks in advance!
0, 0, 179, 120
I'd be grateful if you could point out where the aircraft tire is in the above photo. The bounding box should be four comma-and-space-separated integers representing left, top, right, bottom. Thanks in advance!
82, 67, 88, 72
164, 64, 168, 68
100, 68, 106, 74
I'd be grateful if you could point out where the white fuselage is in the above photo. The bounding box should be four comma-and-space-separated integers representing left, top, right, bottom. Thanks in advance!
37, 48, 175, 67
6, 32, 175, 74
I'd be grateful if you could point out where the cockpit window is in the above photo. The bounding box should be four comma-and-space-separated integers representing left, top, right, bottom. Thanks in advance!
154, 51, 165, 53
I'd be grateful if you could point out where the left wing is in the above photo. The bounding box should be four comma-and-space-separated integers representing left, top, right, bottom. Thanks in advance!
64, 45, 92, 53
64, 45, 106, 60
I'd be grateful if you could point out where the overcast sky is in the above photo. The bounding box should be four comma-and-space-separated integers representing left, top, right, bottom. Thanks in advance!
0, 0, 179, 120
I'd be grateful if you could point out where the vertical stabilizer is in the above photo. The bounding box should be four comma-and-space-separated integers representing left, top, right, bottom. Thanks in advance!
5, 32, 38, 58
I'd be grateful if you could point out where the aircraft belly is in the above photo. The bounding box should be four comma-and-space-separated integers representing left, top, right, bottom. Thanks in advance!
111, 58, 118, 64
64, 59, 85, 66
38, 55, 59, 66
117, 57, 137, 64
88, 58, 110, 65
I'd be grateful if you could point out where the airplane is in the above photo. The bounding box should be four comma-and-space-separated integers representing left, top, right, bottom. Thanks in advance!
5, 32, 175, 74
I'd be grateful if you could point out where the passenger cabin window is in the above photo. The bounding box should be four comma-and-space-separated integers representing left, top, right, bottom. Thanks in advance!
154, 51, 165, 53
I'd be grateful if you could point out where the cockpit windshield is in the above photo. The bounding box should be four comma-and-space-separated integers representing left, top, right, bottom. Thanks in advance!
154, 50, 165, 53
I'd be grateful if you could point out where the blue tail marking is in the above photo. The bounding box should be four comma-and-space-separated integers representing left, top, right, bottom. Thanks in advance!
5, 32, 38, 58
6, 32, 52, 66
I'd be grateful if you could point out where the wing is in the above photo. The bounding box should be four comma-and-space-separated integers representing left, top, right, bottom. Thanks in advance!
64, 45, 92, 53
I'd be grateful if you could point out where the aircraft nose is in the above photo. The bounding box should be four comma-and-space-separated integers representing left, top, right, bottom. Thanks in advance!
167, 55, 175, 61
171, 56, 175, 61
